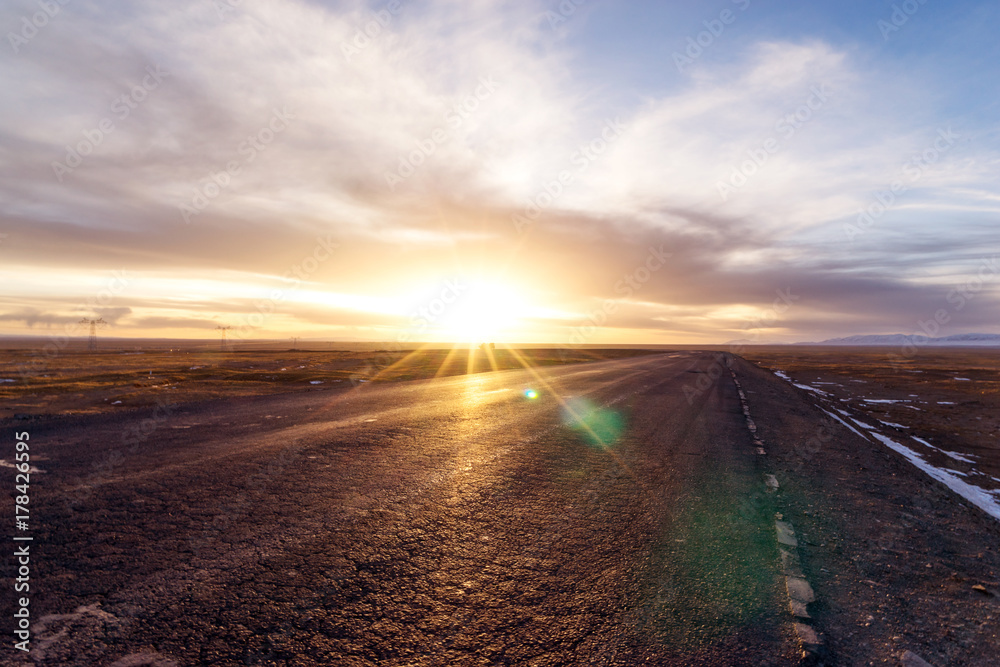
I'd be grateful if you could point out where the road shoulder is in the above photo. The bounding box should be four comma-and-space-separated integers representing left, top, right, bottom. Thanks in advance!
731, 354, 1000, 666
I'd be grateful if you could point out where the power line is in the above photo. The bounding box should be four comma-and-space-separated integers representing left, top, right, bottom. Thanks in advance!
216, 325, 233, 352
79, 317, 107, 351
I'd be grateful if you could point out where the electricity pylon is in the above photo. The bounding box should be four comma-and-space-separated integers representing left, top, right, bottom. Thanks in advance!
216, 325, 233, 351
79, 317, 107, 351
290, 336, 300, 350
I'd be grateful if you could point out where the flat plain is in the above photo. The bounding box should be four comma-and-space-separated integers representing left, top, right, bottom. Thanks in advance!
1, 345, 998, 665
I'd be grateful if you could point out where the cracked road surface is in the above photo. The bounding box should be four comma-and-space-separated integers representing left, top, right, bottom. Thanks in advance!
7, 352, 796, 665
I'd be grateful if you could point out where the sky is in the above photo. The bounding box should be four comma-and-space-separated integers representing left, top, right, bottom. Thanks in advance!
1, 0, 999, 345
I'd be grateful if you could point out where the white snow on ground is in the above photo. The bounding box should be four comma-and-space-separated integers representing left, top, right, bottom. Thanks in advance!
801, 377, 999, 523
0, 459, 44, 473
309, 381, 324, 384
938, 401, 956, 405
912, 435, 980, 463
794, 383, 830, 395
869, 432, 1000, 521
955, 377, 971, 381
903, 405, 923, 411
820, 408, 870, 440
863, 398, 910, 404
774, 370, 791, 381
0, 378, 14, 383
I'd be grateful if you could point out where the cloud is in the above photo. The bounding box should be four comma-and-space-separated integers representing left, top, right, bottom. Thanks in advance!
1, 1, 998, 342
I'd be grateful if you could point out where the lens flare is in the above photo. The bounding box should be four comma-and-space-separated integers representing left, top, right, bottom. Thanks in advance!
524, 388, 538, 399
561, 397, 625, 448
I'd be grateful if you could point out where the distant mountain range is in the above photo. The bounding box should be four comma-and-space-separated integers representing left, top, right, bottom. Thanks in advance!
799, 333, 1000, 346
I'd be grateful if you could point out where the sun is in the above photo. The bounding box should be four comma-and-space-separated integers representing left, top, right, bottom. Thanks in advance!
435, 281, 525, 343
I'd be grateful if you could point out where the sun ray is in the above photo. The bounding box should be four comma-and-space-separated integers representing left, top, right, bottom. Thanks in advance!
433, 343, 465, 380
503, 344, 644, 486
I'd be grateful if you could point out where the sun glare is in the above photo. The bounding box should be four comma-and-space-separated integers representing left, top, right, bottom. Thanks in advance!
435, 281, 526, 343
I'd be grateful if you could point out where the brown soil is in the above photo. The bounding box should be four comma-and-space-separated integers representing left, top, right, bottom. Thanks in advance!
0, 347, 660, 420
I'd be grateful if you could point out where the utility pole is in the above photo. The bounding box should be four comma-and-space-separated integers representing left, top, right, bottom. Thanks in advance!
79, 317, 107, 351
216, 325, 233, 352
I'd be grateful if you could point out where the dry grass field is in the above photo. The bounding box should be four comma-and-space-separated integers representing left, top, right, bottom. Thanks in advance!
0, 346, 660, 420
739, 346, 1000, 484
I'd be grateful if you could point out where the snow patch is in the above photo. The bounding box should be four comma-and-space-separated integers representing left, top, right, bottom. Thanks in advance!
870, 432, 1000, 522
0, 459, 44, 473
943, 450, 977, 464
794, 382, 829, 395
820, 408, 869, 441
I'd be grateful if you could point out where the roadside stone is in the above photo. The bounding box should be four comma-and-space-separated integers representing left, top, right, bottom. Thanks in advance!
900, 649, 936, 667
786, 576, 815, 603
793, 622, 821, 646
779, 548, 804, 577
776, 521, 798, 547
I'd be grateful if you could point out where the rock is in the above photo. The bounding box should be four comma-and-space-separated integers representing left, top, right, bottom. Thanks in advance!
776, 520, 798, 547
900, 649, 936, 667
793, 622, 821, 646
786, 576, 816, 603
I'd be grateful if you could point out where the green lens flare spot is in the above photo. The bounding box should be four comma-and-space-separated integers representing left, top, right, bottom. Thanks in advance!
562, 398, 625, 447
